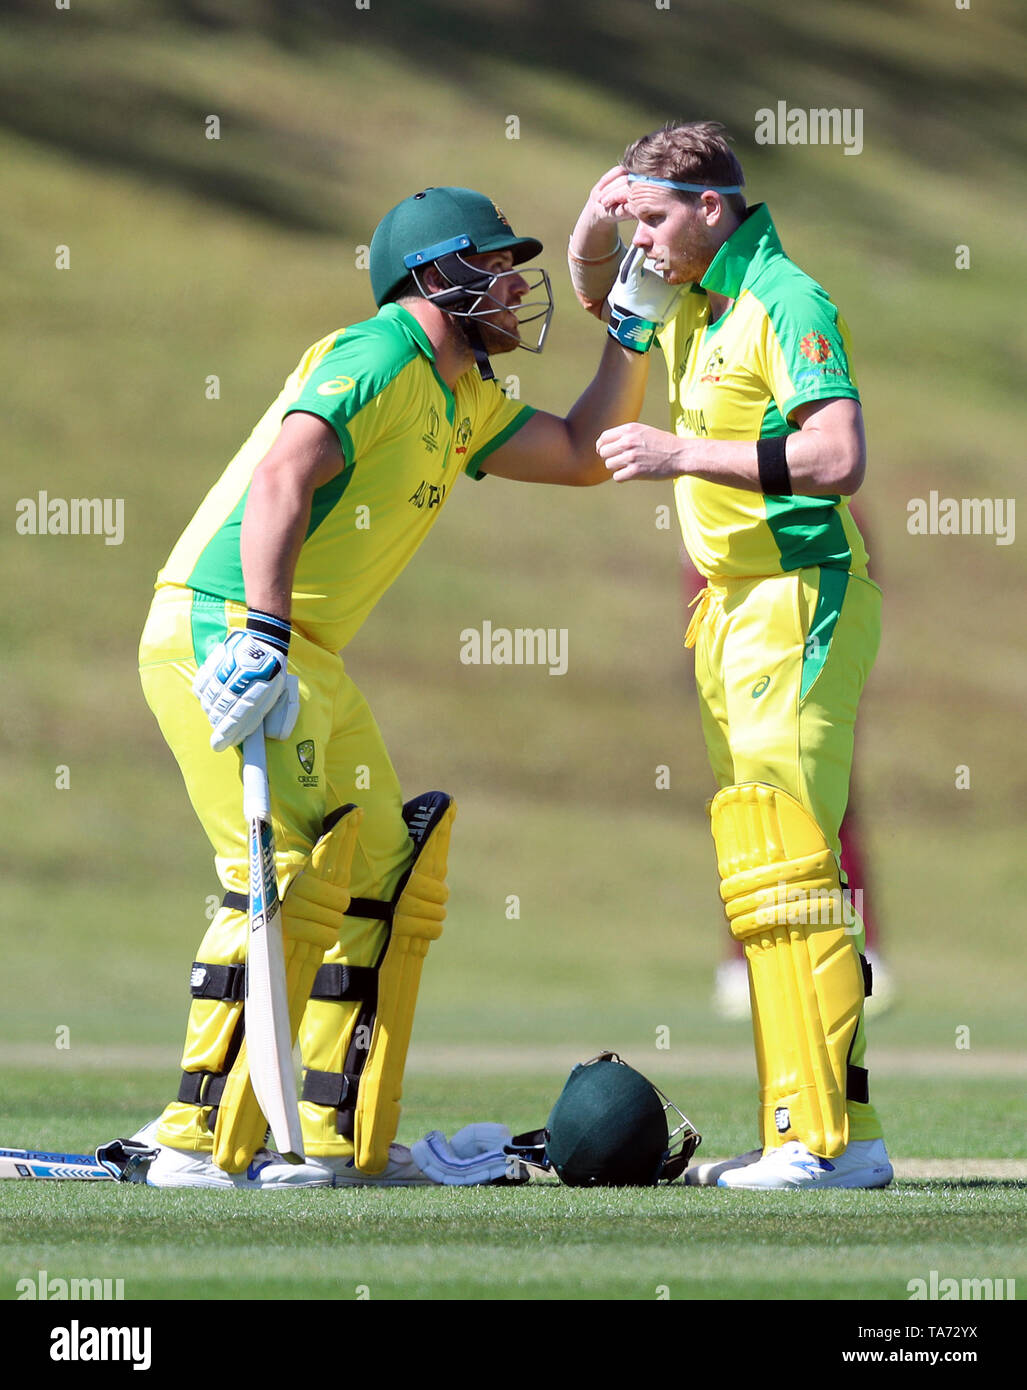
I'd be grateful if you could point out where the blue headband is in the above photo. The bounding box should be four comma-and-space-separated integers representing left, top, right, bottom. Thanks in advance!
627, 173, 743, 195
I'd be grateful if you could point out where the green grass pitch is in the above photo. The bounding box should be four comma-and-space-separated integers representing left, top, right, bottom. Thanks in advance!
2, 1070, 1025, 1304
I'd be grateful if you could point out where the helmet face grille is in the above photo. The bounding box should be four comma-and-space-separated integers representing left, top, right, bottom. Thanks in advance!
409, 252, 554, 356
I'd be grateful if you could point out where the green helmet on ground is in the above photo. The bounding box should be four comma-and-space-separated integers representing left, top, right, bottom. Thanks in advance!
508, 1052, 702, 1186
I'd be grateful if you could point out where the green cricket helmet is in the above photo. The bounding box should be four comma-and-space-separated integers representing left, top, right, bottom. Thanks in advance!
507, 1052, 702, 1186
368, 186, 553, 377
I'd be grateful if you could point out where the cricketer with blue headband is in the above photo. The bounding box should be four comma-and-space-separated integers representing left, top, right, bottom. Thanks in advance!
568, 121, 892, 1191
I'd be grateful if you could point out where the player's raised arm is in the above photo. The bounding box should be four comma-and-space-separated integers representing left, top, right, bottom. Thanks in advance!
567, 165, 634, 318
481, 248, 685, 487
478, 335, 647, 487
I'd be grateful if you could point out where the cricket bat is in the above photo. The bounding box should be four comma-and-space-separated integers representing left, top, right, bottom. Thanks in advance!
242, 727, 305, 1163
0, 1148, 112, 1180
0, 1138, 159, 1182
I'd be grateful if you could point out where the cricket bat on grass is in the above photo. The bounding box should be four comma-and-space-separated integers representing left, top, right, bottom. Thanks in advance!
0, 1148, 111, 1180
242, 727, 305, 1163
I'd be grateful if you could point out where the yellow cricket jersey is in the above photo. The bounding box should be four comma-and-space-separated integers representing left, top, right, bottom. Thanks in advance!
657, 204, 869, 579
157, 304, 534, 652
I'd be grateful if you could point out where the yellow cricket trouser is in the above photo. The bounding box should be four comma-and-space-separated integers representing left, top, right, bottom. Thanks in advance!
687, 566, 884, 1144
138, 584, 413, 1155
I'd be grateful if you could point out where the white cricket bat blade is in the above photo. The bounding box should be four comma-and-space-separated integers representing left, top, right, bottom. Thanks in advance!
246, 808, 305, 1163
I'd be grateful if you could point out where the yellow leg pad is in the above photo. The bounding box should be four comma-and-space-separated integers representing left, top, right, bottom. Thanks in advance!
298, 911, 389, 1154
212, 807, 363, 1171
710, 783, 865, 1159
158, 905, 247, 1153
353, 799, 456, 1174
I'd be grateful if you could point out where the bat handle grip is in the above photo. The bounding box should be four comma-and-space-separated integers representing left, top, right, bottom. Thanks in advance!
242, 727, 271, 822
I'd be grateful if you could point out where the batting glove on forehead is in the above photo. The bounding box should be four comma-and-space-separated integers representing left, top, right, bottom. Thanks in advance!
193, 627, 297, 752
607, 246, 684, 353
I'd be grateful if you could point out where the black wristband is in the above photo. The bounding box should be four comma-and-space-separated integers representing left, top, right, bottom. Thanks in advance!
245, 608, 291, 657
757, 436, 792, 495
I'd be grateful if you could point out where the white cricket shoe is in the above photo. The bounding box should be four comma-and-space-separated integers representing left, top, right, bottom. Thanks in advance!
683, 1147, 763, 1186
717, 1138, 894, 1190
309, 1144, 436, 1188
145, 1143, 332, 1189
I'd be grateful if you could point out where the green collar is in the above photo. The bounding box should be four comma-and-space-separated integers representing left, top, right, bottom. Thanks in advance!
700, 204, 781, 300
377, 301, 437, 362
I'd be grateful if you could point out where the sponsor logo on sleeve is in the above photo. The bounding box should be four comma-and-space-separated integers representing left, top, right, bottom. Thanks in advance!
316, 376, 356, 396
800, 331, 832, 364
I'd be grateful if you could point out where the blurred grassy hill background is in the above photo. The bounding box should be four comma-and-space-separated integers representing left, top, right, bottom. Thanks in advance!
1, 0, 1024, 1098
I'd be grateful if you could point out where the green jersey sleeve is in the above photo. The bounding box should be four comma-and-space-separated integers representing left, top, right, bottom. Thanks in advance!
756, 283, 860, 423
284, 321, 420, 463
461, 376, 537, 480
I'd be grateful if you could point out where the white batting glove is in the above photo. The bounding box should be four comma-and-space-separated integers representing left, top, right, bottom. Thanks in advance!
607, 246, 684, 352
264, 674, 300, 741
193, 612, 296, 752
411, 1124, 524, 1186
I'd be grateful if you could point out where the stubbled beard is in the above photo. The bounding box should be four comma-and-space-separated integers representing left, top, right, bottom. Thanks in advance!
456, 311, 520, 358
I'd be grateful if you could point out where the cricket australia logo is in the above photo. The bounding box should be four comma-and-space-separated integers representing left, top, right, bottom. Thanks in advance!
422, 405, 441, 453
700, 346, 725, 383
296, 739, 318, 787
454, 416, 473, 455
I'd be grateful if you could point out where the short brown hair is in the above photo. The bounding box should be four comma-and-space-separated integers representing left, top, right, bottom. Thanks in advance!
622, 121, 746, 218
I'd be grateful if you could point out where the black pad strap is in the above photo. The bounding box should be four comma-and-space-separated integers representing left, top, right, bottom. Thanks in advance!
190, 961, 246, 1001
310, 963, 378, 1002
860, 952, 873, 998
302, 1068, 356, 1110
223, 889, 392, 923
220, 807, 363, 919
300, 791, 454, 1136
346, 898, 394, 922
846, 1064, 870, 1105
177, 1070, 230, 1107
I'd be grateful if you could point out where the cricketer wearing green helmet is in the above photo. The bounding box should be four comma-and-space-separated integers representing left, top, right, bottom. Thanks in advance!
369, 186, 552, 377
139, 181, 684, 1188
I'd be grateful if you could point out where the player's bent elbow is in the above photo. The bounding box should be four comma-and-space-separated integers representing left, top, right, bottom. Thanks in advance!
842, 459, 866, 496
816, 443, 866, 497
834, 446, 866, 496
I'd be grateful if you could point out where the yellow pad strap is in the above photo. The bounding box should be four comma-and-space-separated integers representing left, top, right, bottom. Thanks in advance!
710, 783, 864, 1158
212, 807, 362, 1171
353, 798, 455, 1174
